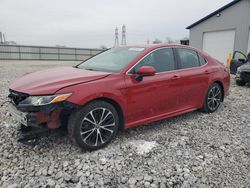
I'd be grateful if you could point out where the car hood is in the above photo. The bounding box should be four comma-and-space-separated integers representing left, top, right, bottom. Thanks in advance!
240, 62, 250, 71
9, 67, 111, 95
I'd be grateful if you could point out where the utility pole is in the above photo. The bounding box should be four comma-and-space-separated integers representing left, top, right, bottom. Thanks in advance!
0, 32, 3, 44
3, 33, 6, 43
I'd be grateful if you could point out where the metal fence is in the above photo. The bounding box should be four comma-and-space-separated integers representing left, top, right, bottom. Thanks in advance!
0, 44, 104, 61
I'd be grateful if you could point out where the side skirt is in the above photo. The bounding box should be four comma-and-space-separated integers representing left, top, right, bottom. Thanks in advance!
125, 107, 198, 129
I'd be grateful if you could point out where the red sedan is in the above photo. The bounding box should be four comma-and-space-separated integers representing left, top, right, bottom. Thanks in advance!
8, 44, 230, 150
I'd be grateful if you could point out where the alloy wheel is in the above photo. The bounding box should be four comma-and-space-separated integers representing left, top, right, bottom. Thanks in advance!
207, 86, 222, 111
80, 108, 115, 147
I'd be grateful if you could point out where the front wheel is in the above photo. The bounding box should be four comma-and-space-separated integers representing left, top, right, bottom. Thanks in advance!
201, 83, 223, 113
19, 123, 32, 133
67, 101, 119, 150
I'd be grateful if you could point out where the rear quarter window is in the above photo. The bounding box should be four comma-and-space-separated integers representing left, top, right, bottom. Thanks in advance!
198, 54, 207, 66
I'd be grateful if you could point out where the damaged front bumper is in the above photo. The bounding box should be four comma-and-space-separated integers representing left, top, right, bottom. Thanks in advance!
8, 90, 79, 129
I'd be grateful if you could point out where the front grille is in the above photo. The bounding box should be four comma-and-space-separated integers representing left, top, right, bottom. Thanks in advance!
8, 89, 29, 105
244, 72, 250, 76
241, 71, 250, 78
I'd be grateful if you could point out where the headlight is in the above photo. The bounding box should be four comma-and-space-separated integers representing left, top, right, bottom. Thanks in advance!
19, 93, 72, 106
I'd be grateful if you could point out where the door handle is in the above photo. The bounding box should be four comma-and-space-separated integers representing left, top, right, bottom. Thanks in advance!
171, 75, 180, 80
204, 70, 210, 74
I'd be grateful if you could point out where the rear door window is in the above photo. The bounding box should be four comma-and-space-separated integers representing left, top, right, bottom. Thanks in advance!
176, 48, 200, 69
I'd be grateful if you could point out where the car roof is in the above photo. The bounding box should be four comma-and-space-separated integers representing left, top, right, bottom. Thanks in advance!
120, 44, 197, 51
113, 44, 210, 60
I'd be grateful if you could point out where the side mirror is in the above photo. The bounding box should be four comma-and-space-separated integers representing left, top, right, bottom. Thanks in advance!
135, 66, 156, 81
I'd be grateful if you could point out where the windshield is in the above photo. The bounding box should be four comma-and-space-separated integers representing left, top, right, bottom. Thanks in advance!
77, 47, 144, 73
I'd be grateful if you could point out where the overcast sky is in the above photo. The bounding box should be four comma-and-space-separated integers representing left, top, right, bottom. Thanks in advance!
0, 0, 232, 48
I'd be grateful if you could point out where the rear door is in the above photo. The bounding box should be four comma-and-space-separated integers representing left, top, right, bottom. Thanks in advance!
175, 48, 209, 109
230, 51, 247, 74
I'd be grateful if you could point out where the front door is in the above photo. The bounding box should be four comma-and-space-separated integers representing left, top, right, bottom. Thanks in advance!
123, 48, 181, 127
230, 51, 247, 74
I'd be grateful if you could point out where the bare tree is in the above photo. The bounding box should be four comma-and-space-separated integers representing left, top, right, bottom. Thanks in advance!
152, 38, 162, 44
165, 37, 174, 44
100, 45, 108, 49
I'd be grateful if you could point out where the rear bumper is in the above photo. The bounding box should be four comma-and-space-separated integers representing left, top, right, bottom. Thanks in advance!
8, 101, 79, 129
224, 72, 230, 97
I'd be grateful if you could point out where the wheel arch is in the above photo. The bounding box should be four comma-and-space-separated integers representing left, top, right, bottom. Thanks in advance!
85, 97, 125, 130
213, 80, 225, 102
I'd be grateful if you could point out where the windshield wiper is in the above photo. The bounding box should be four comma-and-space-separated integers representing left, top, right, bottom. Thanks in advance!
84, 68, 96, 71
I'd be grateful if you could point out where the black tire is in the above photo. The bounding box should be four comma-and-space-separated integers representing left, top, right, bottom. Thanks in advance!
67, 101, 119, 150
236, 79, 246, 86
201, 83, 223, 113
19, 123, 32, 133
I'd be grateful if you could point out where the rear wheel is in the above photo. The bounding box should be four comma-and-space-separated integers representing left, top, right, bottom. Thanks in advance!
201, 83, 223, 113
68, 101, 119, 150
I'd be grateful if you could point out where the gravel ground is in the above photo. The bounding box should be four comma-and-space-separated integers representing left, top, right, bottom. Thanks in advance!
0, 60, 249, 188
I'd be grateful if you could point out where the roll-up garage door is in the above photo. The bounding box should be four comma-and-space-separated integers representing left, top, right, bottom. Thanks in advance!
202, 30, 235, 64
247, 29, 250, 54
